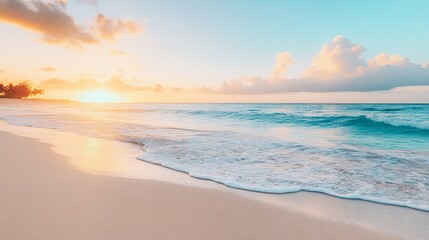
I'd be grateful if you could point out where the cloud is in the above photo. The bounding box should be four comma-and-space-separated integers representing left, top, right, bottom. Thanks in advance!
110, 48, 127, 56
367, 53, 410, 68
55, 0, 97, 6
40, 66, 57, 72
95, 13, 143, 41
0, 0, 98, 47
152, 84, 165, 93
305, 36, 366, 79
39, 76, 99, 90
272, 52, 293, 79
38, 75, 185, 94
55, 0, 67, 7
39, 75, 136, 91
140, 84, 182, 93
0, 0, 142, 48
76, 0, 97, 6
214, 36, 429, 94
103, 75, 139, 91
38, 77, 68, 88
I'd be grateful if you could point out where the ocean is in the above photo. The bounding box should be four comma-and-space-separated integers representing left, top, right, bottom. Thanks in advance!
1, 100, 428, 211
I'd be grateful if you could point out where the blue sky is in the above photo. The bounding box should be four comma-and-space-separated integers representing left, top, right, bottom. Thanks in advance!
65, 0, 429, 84
96, 1, 427, 74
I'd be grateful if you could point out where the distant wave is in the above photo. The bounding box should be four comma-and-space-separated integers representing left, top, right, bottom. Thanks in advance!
163, 109, 429, 134
361, 107, 403, 112
343, 115, 429, 133
360, 105, 426, 112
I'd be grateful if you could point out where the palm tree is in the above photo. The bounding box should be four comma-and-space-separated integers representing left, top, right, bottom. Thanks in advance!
0, 81, 44, 99
31, 89, 44, 96
0, 83, 6, 95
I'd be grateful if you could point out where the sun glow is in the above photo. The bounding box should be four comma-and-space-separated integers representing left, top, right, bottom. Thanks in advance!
78, 89, 124, 103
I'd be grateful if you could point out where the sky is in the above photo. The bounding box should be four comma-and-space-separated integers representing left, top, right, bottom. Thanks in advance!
0, 0, 428, 102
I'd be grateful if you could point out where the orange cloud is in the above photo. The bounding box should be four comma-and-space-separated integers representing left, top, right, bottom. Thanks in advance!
38, 75, 183, 94
95, 13, 143, 41
40, 66, 57, 72
0, 0, 98, 47
104, 75, 139, 91
56, 0, 67, 6
39, 77, 99, 90
38, 78, 68, 88
152, 84, 165, 93
0, 0, 143, 48
110, 48, 127, 56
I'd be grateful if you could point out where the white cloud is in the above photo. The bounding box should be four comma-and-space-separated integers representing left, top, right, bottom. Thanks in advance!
215, 36, 429, 94
272, 52, 293, 79
305, 35, 366, 79
368, 53, 410, 68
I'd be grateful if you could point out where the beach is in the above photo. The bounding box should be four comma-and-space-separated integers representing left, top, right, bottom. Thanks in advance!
1, 121, 428, 240
1, 0, 428, 238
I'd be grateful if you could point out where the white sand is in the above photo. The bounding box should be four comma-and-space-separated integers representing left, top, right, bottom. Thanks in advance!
0, 122, 426, 240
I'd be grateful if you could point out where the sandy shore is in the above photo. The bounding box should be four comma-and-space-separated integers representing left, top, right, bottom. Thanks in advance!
0, 123, 424, 239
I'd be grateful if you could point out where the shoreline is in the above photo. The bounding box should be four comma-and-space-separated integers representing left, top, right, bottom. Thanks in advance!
138, 154, 429, 213
1, 121, 428, 239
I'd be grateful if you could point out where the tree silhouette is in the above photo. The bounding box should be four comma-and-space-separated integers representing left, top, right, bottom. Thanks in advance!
0, 83, 6, 93
0, 81, 44, 99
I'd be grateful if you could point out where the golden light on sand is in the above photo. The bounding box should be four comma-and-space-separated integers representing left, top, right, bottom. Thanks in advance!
78, 89, 124, 103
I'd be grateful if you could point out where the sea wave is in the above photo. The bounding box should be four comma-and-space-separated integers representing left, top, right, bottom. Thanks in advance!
137, 154, 429, 212
163, 108, 429, 134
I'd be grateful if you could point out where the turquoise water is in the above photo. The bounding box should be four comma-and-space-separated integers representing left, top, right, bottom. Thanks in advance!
1, 101, 428, 211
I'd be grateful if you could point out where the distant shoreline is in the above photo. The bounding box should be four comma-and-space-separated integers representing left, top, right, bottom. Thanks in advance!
1, 98, 428, 104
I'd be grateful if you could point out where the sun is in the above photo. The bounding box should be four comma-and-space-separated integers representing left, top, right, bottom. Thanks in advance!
78, 89, 124, 103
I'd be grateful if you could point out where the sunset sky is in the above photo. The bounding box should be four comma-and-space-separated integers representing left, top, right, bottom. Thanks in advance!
0, 0, 429, 102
